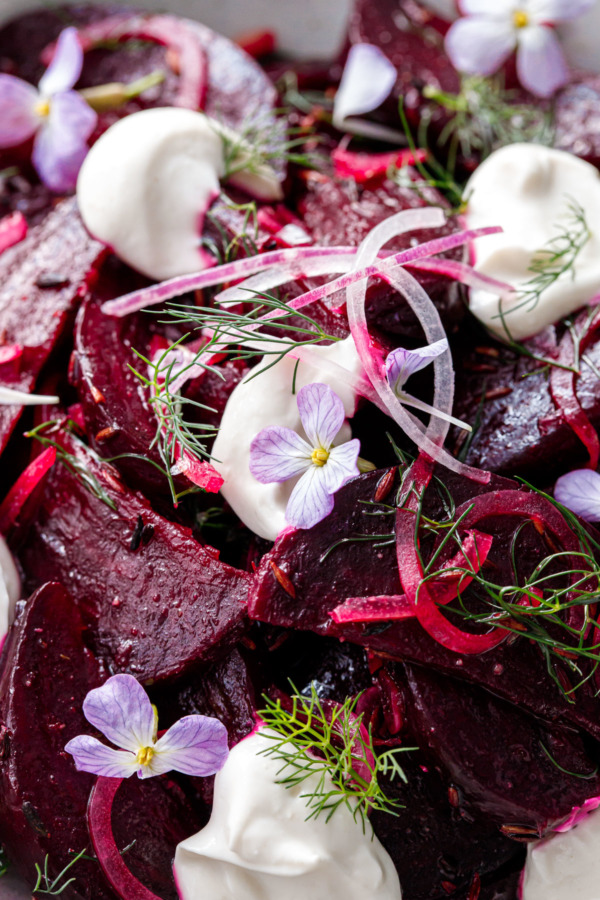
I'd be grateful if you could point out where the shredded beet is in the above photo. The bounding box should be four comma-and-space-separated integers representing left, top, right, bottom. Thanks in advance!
331, 147, 428, 183
0, 445, 56, 535
0, 212, 27, 256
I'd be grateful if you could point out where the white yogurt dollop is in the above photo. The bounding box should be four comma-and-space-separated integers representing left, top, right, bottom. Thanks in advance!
0, 536, 21, 646
464, 143, 600, 341
174, 730, 402, 900
522, 808, 600, 900
77, 108, 282, 282
211, 336, 363, 542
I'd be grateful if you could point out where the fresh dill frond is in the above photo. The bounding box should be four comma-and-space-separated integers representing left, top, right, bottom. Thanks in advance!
203, 193, 261, 265
424, 75, 554, 169
33, 848, 86, 896
258, 684, 412, 831
539, 741, 599, 780
496, 199, 591, 343
0, 845, 8, 878
26, 421, 118, 512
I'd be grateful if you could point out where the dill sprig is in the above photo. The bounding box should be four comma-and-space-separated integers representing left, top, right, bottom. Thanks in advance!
0, 845, 8, 878
203, 194, 261, 265
496, 199, 591, 343
33, 848, 86, 896
424, 75, 554, 170
258, 686, 411, 831
414, 481, 600, 698
26, 421, 118, 512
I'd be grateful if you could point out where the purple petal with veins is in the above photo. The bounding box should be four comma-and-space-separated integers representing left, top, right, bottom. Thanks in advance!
249, 426, 312, 484
297, 382, 346, 449
83, 674, 156, 753
321, 440, 361, 494
385, 338, 448, 393
32, 90, 97, 193
152, 715, 229, 777
286, 465, 335, 530
516, 25, 569, 98
554, 470, 600, 522
445, 16, 516, 76
64, 735, 138, 778
39, 27, 84, 96
0, 75, 40, 148
333, 43, 397, 126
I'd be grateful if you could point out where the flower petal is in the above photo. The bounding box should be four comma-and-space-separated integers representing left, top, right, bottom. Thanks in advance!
516, 24, 569, 97
385, 339, 449, 393
0, 75, 40, 148
333, 43, 397, 127
64, 735, 138, 778
39, 27, 84, 96
554, 470, 600, 522
459, 0, 517, 13
321, 440, 360, 494
32, 91, 96, 193
445, 17, 516, 76
285, 465, 335, 530
297, 382, 346, 450
150, 715, 229, 778
527, 0, 595, 23
83, 674, 156, 753
249, 426, 312, 484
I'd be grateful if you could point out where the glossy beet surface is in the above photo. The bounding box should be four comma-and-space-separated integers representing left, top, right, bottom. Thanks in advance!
249, 467, 600, 742
0, 583, 204, 899
18, 433, 249, 682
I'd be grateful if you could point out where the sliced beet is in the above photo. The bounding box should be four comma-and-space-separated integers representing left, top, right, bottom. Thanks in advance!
0, 583, 204, 899
399, 662, 600, 836
296, 174, 465, 340
18, 433, 249, 683
371, 751, 523, 900
347, 0, 459, 137
0, 198, 103, 457
248, 467, 600, 743
451, 328, 600, 482
555, 74, 600, 169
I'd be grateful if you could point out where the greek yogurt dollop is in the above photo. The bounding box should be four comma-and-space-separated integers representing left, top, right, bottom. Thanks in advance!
522, 808, 600, 900
174, 730, 402, 900
211, 336, 363, 542
464, 143, 600, 341
0, 536, 21, 646
77, 107, 282, 282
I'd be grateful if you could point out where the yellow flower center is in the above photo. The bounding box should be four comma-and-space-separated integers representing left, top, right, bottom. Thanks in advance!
311, 448, 329, 467
136, 746, 155, 767
35, 99, 51, 118
513, 10, 529, 28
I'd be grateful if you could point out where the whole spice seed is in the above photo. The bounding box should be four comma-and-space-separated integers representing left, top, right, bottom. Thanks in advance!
270, 560, 296, 598
375, 467, 397, 503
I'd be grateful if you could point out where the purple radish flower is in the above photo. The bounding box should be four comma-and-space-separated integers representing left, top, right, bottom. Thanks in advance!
0, 27, 97, 193
445, 0, 594, 98
249, 382, 360, 530
65, 674, 229, 780
554, 469, 600, 522
385, 338, 448, 395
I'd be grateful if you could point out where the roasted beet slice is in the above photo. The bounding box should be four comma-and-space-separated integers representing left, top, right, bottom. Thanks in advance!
0, 198, 103, 457
399, 663, 600, 836
371, 752, 523, 900
347, 0, 458, 137
249, 467, 600, 743
297, 174, 464, 340
0, 582, 204, 899
18, 433, 249, 682
451, 328, 600, 482
555, 74, 600, 169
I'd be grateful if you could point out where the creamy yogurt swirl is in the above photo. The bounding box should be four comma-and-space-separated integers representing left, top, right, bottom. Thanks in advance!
522, 808, 600, 899
174, 729, 402, 900
464, 143, 600, 341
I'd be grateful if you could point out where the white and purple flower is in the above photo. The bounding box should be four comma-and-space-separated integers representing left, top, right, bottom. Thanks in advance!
445, 0, 594, 98
385, 339, 449, 396
554, 468, 600, 522
65, 674, 229, 780
249, 382, 360, 531
0, 27, 97, 193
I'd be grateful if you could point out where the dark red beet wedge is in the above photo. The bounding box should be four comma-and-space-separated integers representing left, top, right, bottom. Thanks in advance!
0, 198, 103, 458
249, 467, 600, 743
297, 174, 465, 340
18, 432, 249, 683
0, 582, 204, 900
399, 662, 600, 836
